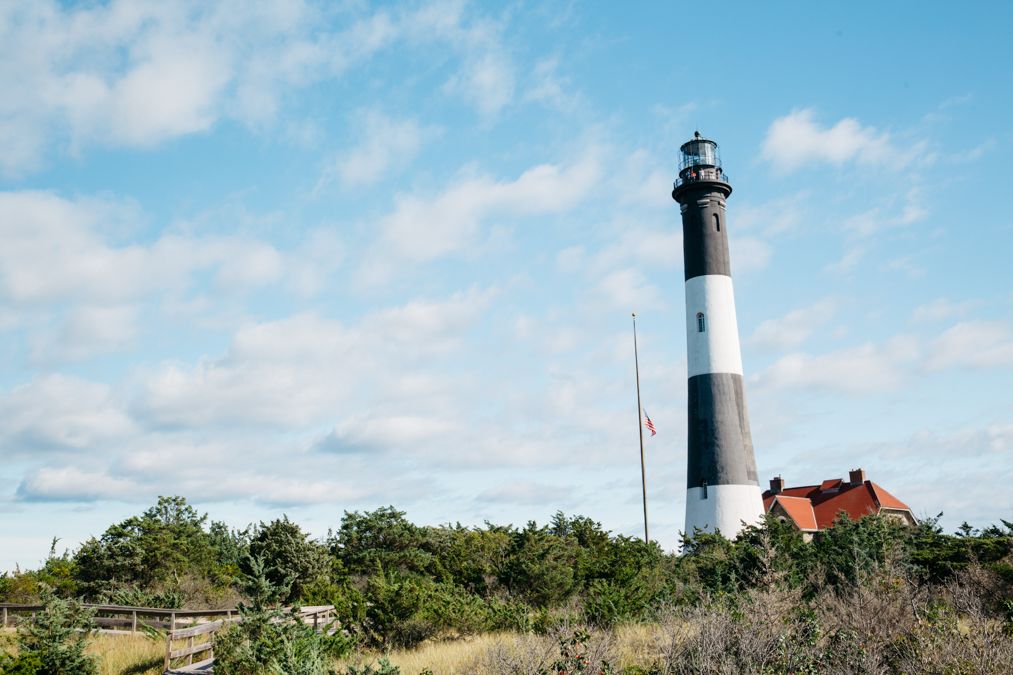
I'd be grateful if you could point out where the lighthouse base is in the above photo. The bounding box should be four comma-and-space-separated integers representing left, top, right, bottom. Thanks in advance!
684, 483, 764, 540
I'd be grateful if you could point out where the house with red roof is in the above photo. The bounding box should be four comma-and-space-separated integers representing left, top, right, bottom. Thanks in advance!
761, 468, 916, 541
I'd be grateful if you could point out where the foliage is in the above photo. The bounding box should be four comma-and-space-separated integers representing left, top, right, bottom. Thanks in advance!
248, 516, 330, 604
0, 540, 78, 603
5, 497, 1012, 659
8, 590, 98, 675
544, 629, 614, 675
330, 507, 433, 577
344, 656, 401, 675
213, 555, 346, 675
72, 496, 230, 602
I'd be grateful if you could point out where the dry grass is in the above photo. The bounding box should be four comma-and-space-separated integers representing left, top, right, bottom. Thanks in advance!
342, 633, 511, 674
340, 624, 672, 674
87, 633, 164, 675
2, 631, 164, 675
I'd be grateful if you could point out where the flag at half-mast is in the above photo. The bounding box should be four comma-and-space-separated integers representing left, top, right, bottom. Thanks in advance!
643, 410, 656, 436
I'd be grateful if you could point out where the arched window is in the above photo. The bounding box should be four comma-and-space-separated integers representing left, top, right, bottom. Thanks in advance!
713, 213, 720, 232
696, 312, 706, 333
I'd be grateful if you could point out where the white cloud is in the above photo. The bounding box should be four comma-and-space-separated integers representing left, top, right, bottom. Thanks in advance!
732, 194, 809, 236
750, 298, 837, 351
842, 188, 929, 238
590, 228, 683, 273
925, 321, 1013, 371
755, 336, 920, 394
524, 57, 578, 112
753, 317, 1013, 396
319, 415, 461, 454
729, 236, 773, 275
0, 1, 519, 174
912, 298, 980, 323
761, 108, 913, 173
0, 375, 135, 455
31, 304, 139, 364
904, 423, 1013, 460
17, 466, 138, 502
329, 110, 428, 188
15, 453, 389, 507
0, 191, 285, 305
596, 268, 663, 311
358, 152, 601, 283
444, 51, 515, 117
133, 288, 495, 429
0, 191, 349, 326
477, 481, 575, 506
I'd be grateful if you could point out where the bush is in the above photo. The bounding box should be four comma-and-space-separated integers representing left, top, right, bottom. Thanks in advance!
248, 516, 329, 604
11, 591, 97, 675
73, 496, 231, 603
213, 555, 346, 675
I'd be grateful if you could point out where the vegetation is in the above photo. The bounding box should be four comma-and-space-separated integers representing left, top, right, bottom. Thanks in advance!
2, 497, 1012, 673
0, 591, 98, 674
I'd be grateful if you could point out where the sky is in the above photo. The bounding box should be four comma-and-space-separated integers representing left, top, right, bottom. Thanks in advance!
2, 1, 1012, 571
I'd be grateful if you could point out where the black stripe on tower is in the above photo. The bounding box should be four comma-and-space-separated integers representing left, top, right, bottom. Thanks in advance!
681, 189, 731, 281
686, 372, 758, 487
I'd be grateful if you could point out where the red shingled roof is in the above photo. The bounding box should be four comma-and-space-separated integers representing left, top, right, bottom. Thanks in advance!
769, 495, 818, 531
762, 473, 914, 532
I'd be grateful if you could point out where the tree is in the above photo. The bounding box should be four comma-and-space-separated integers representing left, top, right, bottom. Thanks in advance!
330, 507, 433, 576
214, 556, 345, 675
248, 516, 329, 604
500, 521, 578, 607
8, 591, 98, 675
74, 496, 214, 591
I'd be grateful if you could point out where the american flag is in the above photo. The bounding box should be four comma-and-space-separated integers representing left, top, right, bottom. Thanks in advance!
643, 410, 656, 436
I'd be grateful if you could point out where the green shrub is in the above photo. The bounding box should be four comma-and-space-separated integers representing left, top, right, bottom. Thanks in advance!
344, 656, 401, 675
213, 555, 343, 675
0, 652, 45, 675
13, 591, 97, 675
248, 516, 329, 604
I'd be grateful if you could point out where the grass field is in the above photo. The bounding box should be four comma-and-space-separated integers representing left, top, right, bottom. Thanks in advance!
3, 625, 670, 674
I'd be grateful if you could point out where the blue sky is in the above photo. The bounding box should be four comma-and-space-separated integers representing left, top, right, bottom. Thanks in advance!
2, 1, 1012, 570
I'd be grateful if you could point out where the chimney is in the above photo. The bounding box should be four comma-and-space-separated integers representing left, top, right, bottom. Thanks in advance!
769, 476, 784, 494
849, 468, 867, 485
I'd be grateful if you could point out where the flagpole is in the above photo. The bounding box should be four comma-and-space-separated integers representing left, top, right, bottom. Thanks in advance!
632, 312, 649, 544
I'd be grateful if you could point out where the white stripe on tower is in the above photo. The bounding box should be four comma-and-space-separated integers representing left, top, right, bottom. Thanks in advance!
685, 275, 743, 378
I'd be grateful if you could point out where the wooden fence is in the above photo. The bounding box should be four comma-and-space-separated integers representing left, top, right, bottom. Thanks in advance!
164, 605, 337, 674
2, 602, 336, 673
0, 603, 238, 634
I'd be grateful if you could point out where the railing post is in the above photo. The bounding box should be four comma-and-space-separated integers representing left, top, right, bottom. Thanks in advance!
2, 606, 7, 628
170, 611, 176, 632
187, 635, 194, 666
164, 630, 172, 673
131, 610, 137, 633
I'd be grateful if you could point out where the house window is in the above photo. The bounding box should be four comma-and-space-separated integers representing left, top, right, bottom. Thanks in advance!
696, 312, 706, 333
713, 213, 720, 232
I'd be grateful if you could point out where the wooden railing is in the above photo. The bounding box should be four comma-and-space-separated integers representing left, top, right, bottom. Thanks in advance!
2, 602, 337, 674
0, 603, 237, 634
163, 605, 337, 673
165, 619, 226, 673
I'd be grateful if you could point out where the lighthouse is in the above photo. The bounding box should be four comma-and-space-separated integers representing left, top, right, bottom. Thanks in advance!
672, 132, 764, 539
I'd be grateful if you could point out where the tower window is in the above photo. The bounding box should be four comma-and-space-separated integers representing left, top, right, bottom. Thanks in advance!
713, 213, 720, 232
701, 480, 708, 499
696, 312, 706, 333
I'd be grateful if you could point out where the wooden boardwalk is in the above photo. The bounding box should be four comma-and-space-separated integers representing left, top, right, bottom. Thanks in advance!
163, 605, 337, 674
1, 602, 336, 674
0, 603, 238, 634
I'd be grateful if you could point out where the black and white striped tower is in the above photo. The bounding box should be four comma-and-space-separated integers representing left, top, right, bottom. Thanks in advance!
672, 132, 763, 538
